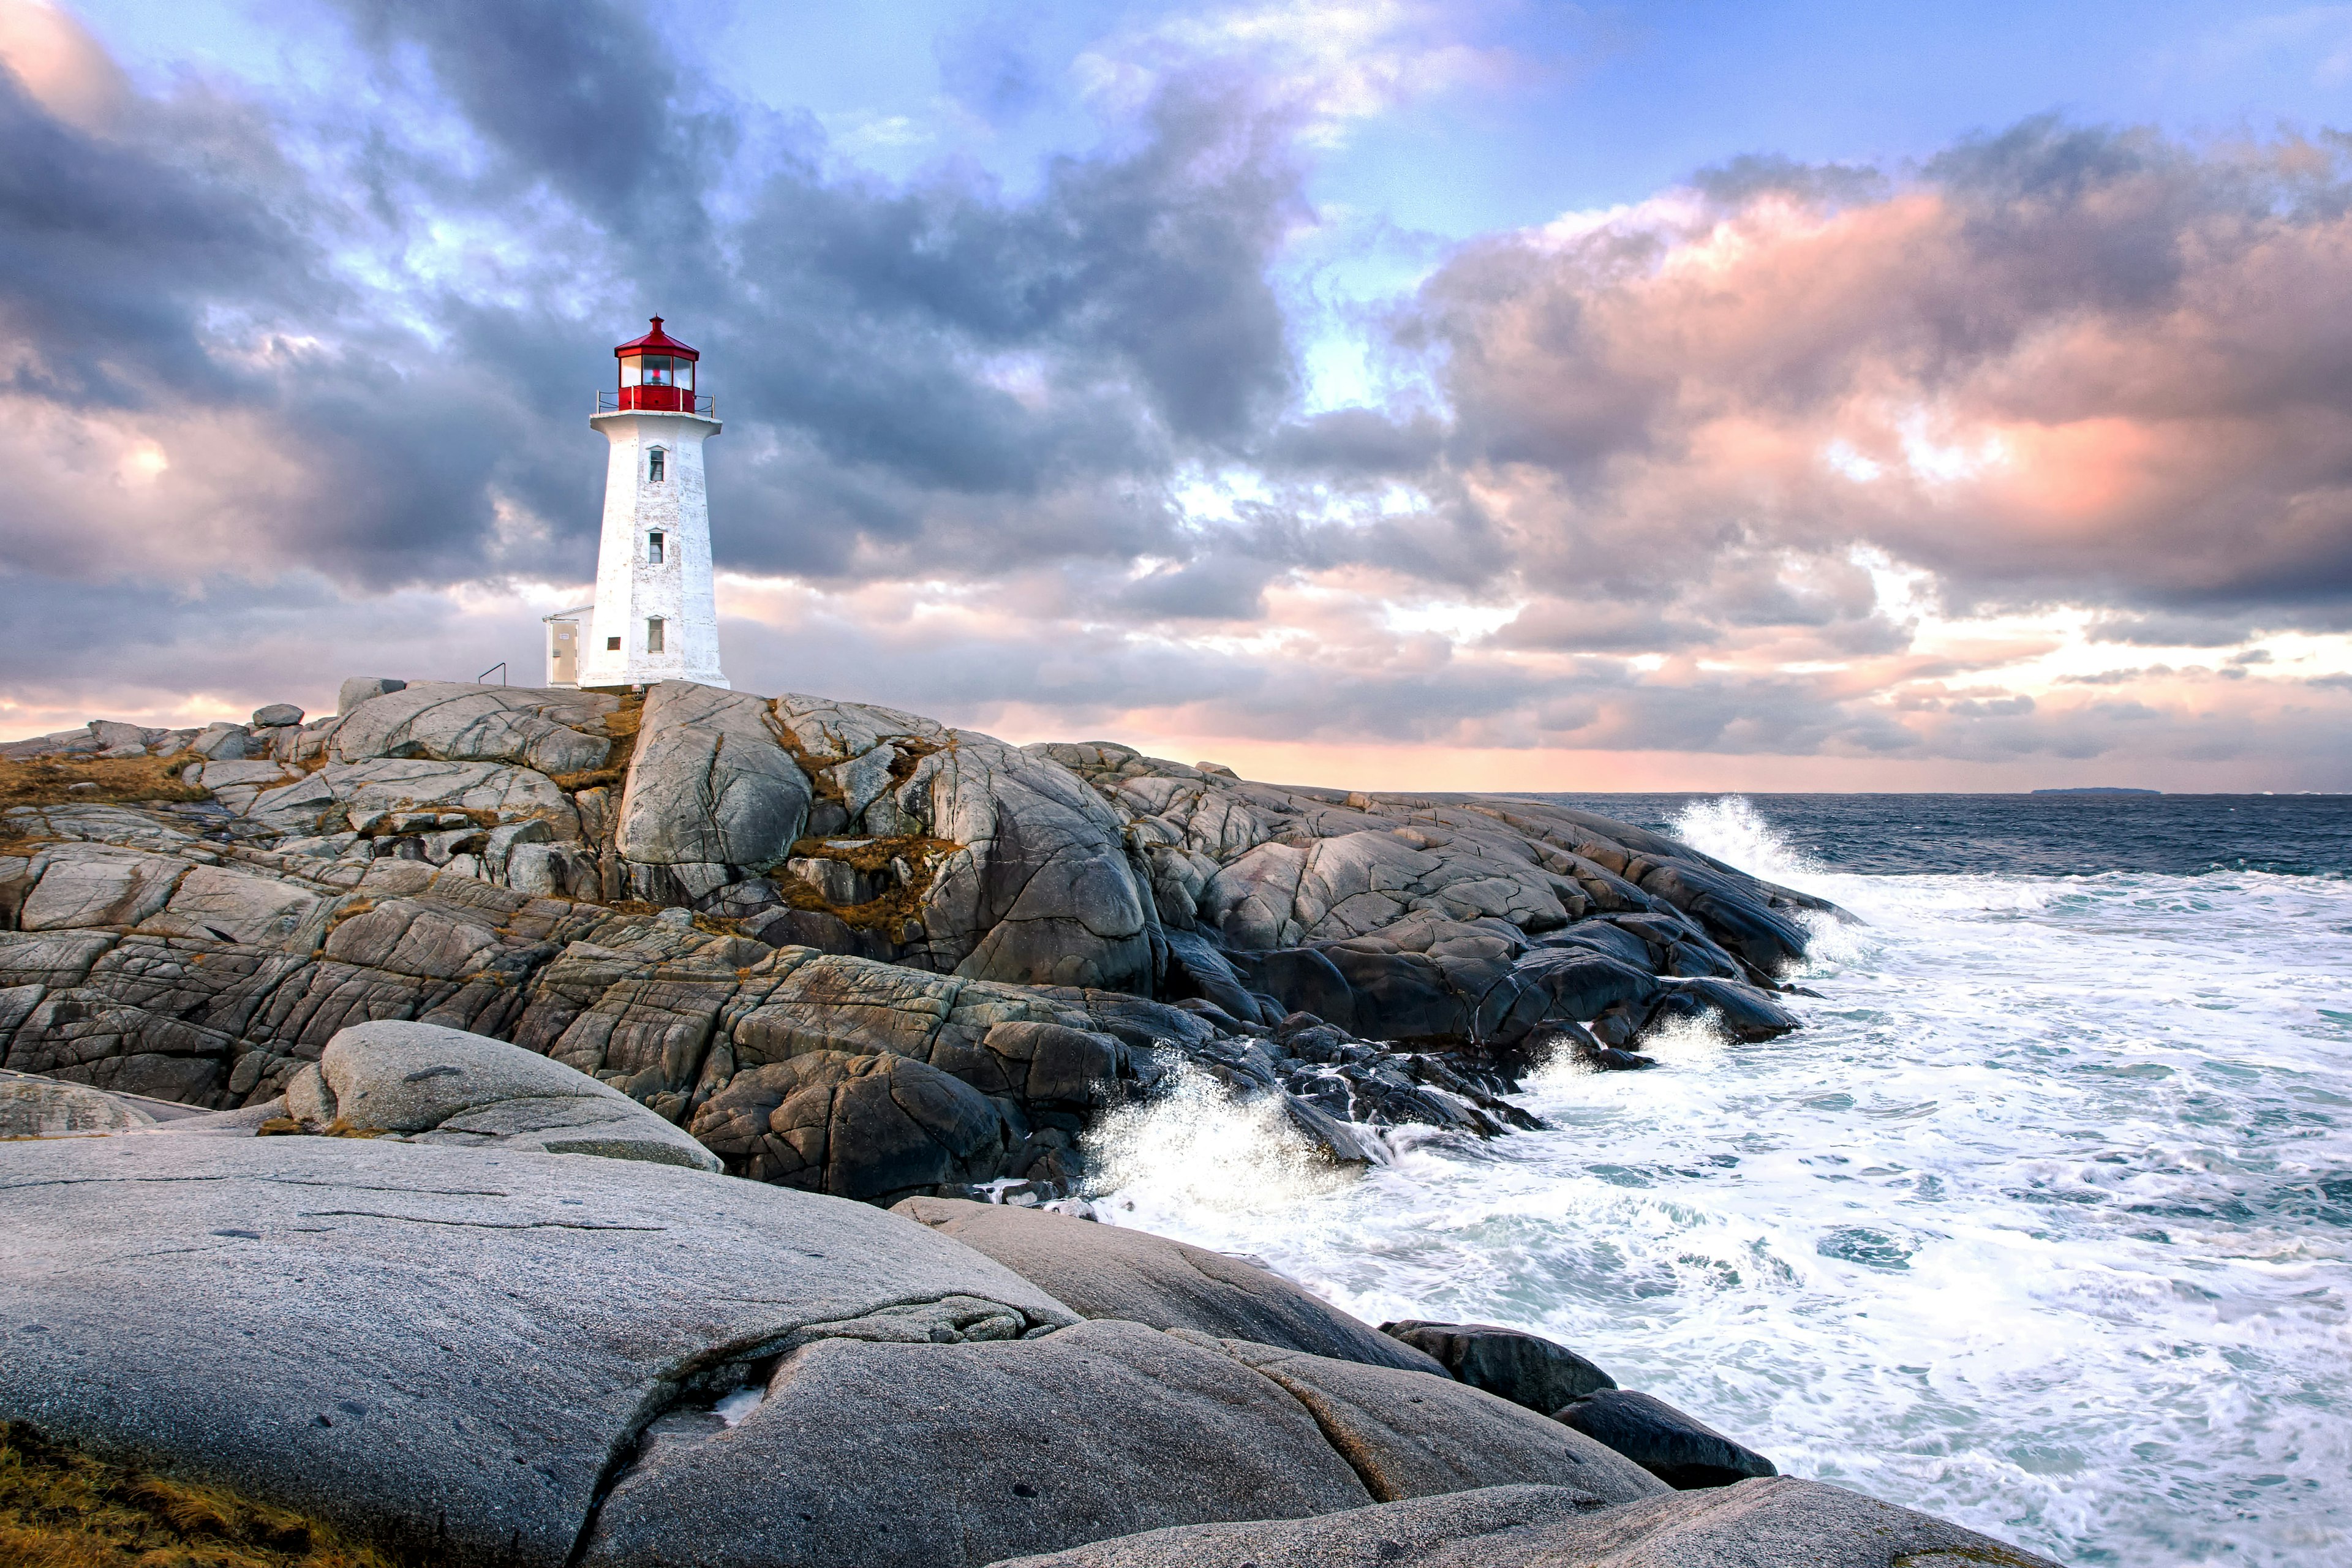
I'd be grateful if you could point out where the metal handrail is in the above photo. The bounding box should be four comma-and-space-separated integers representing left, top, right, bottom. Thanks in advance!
595, 390, 716, 417
478, 662, 507, 687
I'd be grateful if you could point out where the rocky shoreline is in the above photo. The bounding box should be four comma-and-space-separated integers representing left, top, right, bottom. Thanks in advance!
0, 677, 2063, 1566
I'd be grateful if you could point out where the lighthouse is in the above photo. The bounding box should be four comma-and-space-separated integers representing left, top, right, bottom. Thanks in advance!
547, 317, 728, 690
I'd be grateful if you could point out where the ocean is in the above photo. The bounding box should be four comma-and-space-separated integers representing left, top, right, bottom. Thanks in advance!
1085, 793, 2352, 1567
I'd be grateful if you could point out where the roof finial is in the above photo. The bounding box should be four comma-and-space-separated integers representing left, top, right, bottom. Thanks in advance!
649, 315, 663, 332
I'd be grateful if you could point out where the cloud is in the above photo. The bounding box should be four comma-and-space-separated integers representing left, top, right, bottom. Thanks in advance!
1414, 119, 2352, 620
0, 4, 2348, 788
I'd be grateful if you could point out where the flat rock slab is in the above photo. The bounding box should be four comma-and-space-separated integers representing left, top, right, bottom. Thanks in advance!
581, 1319, 1375, 1568
986, 1476, 2065, 1567
894, 1197, 1448, 1376
0, 1136, 1074, 1567
288, 1018, 721, 1171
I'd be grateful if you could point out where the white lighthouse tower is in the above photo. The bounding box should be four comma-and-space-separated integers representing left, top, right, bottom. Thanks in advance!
548, 317, 728, 690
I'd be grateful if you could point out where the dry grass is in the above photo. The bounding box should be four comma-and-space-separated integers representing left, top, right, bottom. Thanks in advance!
548, 692, 644, 794
0, 755, 209, 810
0, 1421, 409, 1568
771, 834, 959, 935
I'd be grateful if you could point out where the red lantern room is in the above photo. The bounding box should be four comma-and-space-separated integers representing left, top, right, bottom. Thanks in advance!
606, 316, 709, 414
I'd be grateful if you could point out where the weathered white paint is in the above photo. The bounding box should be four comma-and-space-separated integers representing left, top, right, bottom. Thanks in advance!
543, 604, 593, 688
575, 409, 728, 690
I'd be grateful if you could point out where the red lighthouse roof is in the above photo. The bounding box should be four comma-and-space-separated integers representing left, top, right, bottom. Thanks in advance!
614, 315, 698, 361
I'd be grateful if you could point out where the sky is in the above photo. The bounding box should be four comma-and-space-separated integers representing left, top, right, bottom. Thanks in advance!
5, 0, 2352, 791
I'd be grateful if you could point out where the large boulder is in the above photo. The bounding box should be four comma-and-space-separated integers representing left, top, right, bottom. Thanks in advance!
578, 1319, 1376, 1568
1554, 1388, 1779, 1490
986, 1477, 2064, 1568
281, 1018, 721, 1170
0, 1136, 1076, 1568
692, 1049, 1020, 1200
616, 681, 810, 874
899, 732, 1158, 991
892, 1198, 1449, 1376
1380, 1320, 1618, 1414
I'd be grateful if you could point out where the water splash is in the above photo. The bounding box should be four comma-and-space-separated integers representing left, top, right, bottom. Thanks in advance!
1086, 865, 2352, 1566
1082, 1065, 1355, 1227
1672, 795, 1826, 890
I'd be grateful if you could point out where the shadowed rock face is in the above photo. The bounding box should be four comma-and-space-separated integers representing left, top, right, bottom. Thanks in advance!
1381, 1320, 1619, 1414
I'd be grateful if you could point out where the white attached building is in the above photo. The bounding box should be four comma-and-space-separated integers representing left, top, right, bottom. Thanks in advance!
549, 317, 729, 690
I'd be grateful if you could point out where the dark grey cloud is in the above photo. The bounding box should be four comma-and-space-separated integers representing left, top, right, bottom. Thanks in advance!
3, 7, 2349, 783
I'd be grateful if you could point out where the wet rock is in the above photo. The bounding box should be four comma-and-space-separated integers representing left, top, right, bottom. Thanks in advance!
1643, 976, 1804, 1042
1553, 1388, 1779, 1490
894, 1197, 1447, 1374
987, 1476, 2063, 1568
1379, 1320, 1618, 1413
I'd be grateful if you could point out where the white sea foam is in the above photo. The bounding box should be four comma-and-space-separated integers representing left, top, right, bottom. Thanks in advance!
1090, 806, 2352, 1566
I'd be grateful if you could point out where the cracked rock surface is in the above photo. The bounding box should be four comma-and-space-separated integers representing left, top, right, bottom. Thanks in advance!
0, 1135, 1074, 1568
4, 676, 1844, 1200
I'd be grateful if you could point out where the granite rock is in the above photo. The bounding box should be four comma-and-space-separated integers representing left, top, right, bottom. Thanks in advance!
895, 1197, 1448, 1375
985, 1477, 2064, 1568
1381, 1320, 1618, 1414
579, 1319, 1374, 1568
0, 1135, 1076, 1568
617, 681, 810, 870
285, 1017, 721, 1170
1553, 1388, 1779, 1490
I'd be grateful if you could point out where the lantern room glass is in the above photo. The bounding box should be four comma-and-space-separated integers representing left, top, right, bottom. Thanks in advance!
619, 354, 693, 391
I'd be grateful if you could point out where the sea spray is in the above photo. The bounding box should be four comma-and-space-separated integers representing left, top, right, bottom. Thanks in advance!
1088, 796, 2352, 1567
1082, 1063, 1358, 1223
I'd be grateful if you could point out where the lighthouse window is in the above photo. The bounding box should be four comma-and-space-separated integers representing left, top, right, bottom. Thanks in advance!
647, 532, 665, 564
639, 355, 673, 387
647, 618, 665, 654
606, 636, 620, 650
647, 448, 665, 482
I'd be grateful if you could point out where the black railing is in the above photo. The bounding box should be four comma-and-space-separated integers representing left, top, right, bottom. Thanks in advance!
478, 662, 507, 687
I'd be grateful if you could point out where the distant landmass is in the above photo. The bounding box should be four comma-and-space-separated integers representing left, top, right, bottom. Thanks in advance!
2031, 786, 2162, 796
